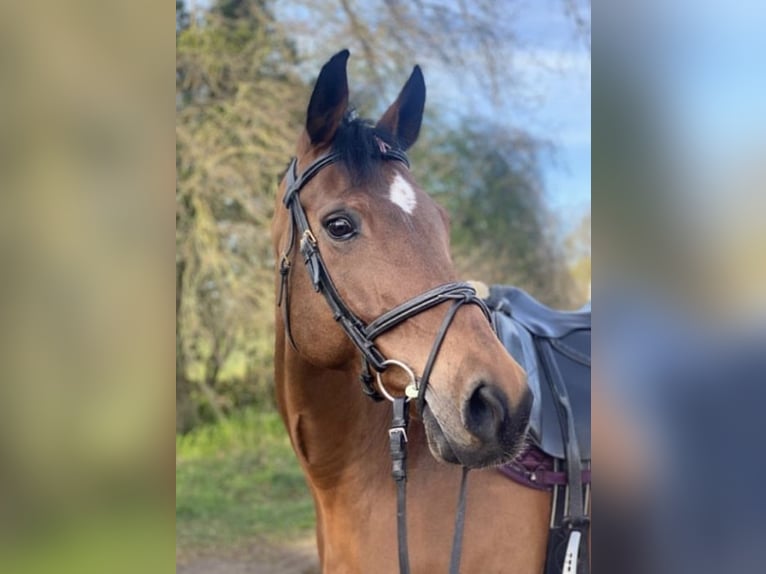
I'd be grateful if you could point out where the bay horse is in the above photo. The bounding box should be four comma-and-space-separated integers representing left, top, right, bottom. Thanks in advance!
272, 50, 551, 573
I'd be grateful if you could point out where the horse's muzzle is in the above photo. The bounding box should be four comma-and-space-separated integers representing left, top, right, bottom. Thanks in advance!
423, 385, 533, 468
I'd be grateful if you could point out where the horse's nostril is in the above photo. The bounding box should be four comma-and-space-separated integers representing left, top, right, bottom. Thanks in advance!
464, 383, 510, 442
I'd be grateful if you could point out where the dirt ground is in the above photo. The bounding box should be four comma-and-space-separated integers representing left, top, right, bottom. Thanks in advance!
177, 538, 319, 574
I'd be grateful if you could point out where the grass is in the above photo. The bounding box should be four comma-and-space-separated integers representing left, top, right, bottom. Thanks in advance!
176, 409, 315, 555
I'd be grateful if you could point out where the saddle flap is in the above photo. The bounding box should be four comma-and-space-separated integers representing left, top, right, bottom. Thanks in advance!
534, 330, 591, 460
490, 287, 591, 461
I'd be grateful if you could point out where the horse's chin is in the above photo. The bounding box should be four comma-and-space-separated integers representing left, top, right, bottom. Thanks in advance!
421, 404, 524, 469
421, 405, 461, 464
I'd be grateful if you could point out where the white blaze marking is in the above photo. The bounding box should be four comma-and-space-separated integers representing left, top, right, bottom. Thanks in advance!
388, 173, 417, 215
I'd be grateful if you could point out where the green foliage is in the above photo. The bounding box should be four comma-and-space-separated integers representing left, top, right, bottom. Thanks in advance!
176, 406, 286, 460
176, 410, 314, 552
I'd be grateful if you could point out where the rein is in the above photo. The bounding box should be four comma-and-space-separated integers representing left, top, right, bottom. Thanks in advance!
278, 148, 492, 574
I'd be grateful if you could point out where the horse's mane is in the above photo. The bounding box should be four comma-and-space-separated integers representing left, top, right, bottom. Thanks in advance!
331, 111, 398, 185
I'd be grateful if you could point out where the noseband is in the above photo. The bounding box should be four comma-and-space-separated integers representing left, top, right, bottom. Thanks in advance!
278, 147, 492, 574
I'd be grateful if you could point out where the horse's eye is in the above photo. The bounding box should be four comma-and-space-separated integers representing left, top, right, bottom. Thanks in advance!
323, 215, 357, 240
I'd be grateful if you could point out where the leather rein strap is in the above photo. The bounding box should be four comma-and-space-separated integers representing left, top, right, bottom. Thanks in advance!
278, 149, 492, 574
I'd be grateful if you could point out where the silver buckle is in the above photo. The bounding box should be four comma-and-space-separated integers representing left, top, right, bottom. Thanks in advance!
388, 427, 408, 443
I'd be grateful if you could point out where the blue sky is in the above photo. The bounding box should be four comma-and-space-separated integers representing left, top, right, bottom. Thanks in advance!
423, 0, 591, 228
502, 1, 590, 224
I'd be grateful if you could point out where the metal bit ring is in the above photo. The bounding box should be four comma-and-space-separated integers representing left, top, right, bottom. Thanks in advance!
375, 359, 419, 403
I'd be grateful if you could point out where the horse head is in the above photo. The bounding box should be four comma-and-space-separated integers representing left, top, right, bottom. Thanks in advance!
272, 50, 532, 469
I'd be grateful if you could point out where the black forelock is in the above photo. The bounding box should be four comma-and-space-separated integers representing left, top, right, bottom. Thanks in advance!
331, 111, 398, 185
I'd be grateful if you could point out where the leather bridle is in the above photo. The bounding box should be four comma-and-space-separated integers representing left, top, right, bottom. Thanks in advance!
278, 147, 493, 574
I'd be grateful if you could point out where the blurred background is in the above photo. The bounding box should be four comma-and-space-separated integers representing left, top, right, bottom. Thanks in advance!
1, 0, 173, 573
594, 1, 766, 572
174, 1, 589, 569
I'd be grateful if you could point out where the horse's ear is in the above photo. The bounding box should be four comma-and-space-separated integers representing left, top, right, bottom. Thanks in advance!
306, 49, 350, 146
376, 65, 426, 150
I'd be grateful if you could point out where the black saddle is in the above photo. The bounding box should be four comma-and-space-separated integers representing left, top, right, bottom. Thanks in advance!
487, 286, 590, 460
486, 285, 591, 574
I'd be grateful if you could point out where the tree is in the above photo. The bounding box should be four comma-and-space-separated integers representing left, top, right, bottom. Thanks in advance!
411, 120, 576, 307
274, 0, 538, 105
176, 0, 305, 429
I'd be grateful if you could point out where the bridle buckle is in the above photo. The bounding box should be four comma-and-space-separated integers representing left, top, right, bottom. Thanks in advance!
301, 229, 317, 248
388, 426, 408, 444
